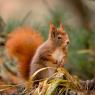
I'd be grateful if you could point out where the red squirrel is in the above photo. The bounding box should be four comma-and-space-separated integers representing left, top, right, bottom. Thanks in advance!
6, 23, 69, 81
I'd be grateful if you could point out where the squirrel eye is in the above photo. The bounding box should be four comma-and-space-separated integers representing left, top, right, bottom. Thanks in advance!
57, 35, 62, 40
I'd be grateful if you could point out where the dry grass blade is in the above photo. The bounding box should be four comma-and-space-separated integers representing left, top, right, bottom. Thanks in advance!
45, 79, 68, 95
30, 67, 56, 81
0, 82, 26, 93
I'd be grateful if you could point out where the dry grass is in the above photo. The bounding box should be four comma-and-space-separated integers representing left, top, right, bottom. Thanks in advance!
0, 67, 95, 95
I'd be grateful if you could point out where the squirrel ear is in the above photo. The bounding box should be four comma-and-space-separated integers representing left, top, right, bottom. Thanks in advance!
49, 22, 56, 32
59, 22, 64, 31
49, 22, 57, 38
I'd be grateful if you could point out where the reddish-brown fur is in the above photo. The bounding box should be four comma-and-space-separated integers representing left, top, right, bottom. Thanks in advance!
6, 26, 43, 80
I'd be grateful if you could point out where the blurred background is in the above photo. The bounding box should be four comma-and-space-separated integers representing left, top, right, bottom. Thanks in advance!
0, 0, 95, 81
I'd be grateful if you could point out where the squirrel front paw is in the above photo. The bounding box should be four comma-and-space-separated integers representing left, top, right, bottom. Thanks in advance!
56, 59, 64, 67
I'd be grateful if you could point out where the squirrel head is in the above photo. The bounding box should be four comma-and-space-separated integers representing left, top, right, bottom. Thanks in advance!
49, 22, 69, 48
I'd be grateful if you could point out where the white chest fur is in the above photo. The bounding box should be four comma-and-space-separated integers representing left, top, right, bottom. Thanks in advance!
47, 49, 65, 76
52, 48, 64, 62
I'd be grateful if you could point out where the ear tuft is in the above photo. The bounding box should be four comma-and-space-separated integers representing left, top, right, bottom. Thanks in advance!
49, 21, 56, 32
59, 21, 64, 31
49, 21, 57, 38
